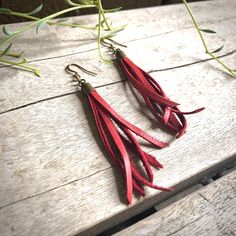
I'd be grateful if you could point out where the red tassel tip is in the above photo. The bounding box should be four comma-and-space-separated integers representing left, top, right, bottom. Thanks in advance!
116, 50, 205, 138
87, 88, 171, 205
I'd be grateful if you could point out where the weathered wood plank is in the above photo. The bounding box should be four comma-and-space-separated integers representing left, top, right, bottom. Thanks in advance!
0, 0, 235, 62
114, 169, 236, 236
0, 16, 235, 113
0, 0, 163, 24
0, 54, 235, 235
0, 1, 236, 235
154, 183, 203, 211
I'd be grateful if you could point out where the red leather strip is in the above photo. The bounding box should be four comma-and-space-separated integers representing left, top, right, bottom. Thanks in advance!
89, 90, 168, 148
122, 126, 154, 182
89, 96, 120, 168
170, 107, 205, 115
87, 89, 171, 204
89, 96, 146, 198
98, 108, 133, 205
120, 134, 163, 169
119, 58, 179, 107
88, 95, 133, 205
131, 162, 173, 192
119, 57, 183, 133
117, 55, 204, 138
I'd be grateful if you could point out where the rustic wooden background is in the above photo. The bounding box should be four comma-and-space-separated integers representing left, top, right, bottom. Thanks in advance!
0, 0, 235, 235
0, 0, 205, 24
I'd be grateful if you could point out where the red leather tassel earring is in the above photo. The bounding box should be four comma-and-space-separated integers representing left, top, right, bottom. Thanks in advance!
102, 39, 205, 138
65, 64, 172, 205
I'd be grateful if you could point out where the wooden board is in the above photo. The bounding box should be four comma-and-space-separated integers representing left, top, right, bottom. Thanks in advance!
0, 0, 236, 235
0, 0, 235, 62
0, 0, 163, 24
114, 169, 236, 236
0, 16, 235, 113
0, 55, 236, 235
0, 0, 235, 114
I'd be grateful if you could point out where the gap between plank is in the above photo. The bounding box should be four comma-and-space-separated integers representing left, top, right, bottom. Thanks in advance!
102, 166, 236, 235
80, 155, 236, 236
0, 49, 235, 116
149, 49, 236, 72
0, 80, 122, 115
0, 166, 111, 210
0, 16, 235, 70
0, 149, 235, 214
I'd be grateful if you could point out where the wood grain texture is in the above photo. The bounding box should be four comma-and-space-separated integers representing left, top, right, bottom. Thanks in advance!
0, 0, 163, 24
0, 6, 236, 113
0, 54, 236, 235
0, 0, 235, 62
154, 183, 203, 211
115, 169, 236, 236
0, 1, 236, 235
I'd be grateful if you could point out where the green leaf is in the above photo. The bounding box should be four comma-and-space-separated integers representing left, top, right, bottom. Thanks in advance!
56, 18, 69, 23
27, 4, 43, 15
34, 69, 41, 77
0, 43, 13, 56
101, 32, 117, 39
2, 26, 14, 36
211, 45, 224, 53
200, 28, 216, 34
18, 51, 25, 58
36, 20, 48, 34
100, 19, 108, 28
104, 7, 122, 13
64, 0, 80, 6
18, 58, 28, 64
101, 28, 126, 43
12, 51, 25, 58
79, 0, 93, 5
0, 8, 12, 13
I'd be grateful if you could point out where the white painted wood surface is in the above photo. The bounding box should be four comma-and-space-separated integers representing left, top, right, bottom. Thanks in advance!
115, 169, 236, 236
0, 0, 235, 113
0, 0, 235, 62
0, 1, 236, 235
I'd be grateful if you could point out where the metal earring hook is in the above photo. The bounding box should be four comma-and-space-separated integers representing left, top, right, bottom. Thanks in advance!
65, 64, 97, 77
101, 38, 127, 52
106, 38, 127, 48
65, 63, 97, 87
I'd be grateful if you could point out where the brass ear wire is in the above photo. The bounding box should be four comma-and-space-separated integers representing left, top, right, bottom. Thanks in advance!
101, 38, 127, 52
65, 63, 97, 87
106, 38, 127, 48
65, 63, 97, 77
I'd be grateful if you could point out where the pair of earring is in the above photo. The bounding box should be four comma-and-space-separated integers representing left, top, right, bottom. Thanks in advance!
65, 40, 204, 205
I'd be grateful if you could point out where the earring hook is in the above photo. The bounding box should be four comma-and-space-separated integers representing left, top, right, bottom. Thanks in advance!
101, 38, 127, 52
65, 64, 97, 77
65, 63, 97, 87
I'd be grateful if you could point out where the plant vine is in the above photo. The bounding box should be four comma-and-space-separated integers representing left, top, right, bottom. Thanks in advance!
182, 0, 235, 77
0, 0, 235, 77
0, 0, 124, 76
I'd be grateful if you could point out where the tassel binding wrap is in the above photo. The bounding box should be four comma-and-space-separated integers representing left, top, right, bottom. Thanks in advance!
115, 49, 205, 138
81, 82, 172, 205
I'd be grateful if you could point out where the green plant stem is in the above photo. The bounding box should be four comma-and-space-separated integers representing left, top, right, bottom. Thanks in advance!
96, 0, 113, 62
97, 0, 103, 60
0, 50, 23, 58
100, 9, 112, 30
0, 58, 40, 76
182, 0, 236, 77
0, 1, 121, 73
2, 11, 102, 30
0, 4, 96, 46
